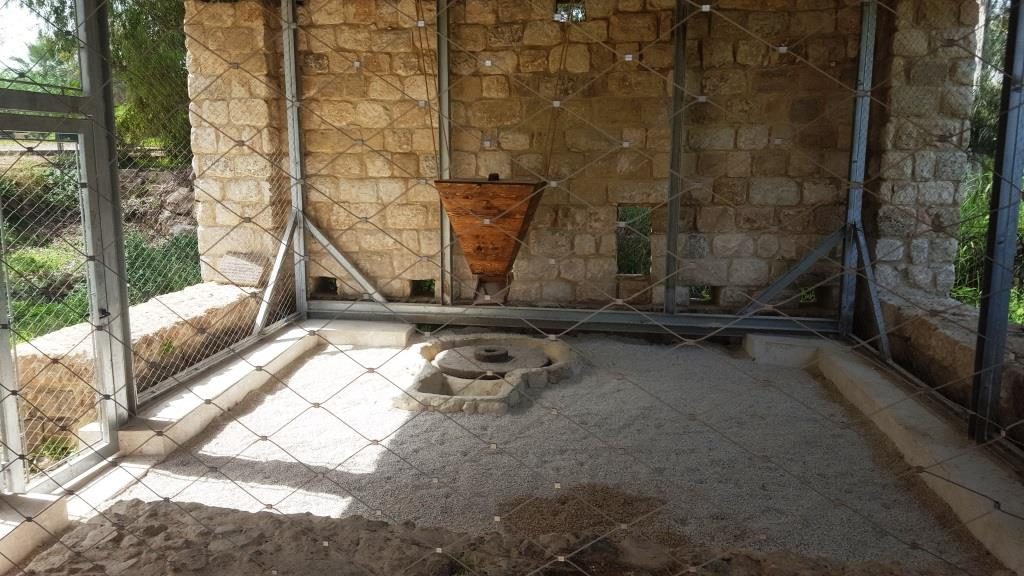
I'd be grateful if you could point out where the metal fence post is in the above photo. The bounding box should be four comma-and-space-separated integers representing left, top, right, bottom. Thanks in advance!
438, 0, 453, 305
282, 0, 308, 317
0, 208, 26, 493
79, 0, 136, 422
664, 0, 687, 314
970, 0, 1024, 443
839, 0, 878, 337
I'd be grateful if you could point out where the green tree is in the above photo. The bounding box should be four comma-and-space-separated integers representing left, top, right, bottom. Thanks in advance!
0, 32, 80, 92
109, 0, 190, 157
971, 0, 1010, 158
9, 0, 189, 159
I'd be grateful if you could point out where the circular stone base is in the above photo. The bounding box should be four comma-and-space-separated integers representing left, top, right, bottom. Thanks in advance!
435, 344, 549, 379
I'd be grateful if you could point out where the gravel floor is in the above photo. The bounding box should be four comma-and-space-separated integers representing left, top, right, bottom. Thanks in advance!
112, 333, 1001, 574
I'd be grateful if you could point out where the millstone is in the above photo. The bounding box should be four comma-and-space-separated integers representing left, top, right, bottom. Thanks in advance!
435, 344, 549, 379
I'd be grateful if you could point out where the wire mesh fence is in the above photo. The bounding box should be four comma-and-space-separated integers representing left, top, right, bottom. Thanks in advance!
0, 0, 1023, 575
0, 133, 104, 482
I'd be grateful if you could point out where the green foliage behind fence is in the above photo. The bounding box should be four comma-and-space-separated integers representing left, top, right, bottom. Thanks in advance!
1, 164, 202, 341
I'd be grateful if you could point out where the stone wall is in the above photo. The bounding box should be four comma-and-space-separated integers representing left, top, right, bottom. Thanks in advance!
295, 0, 443, 300
671, 1, 861, 308
880, 292, 1024, 445
184, 0, 293, 288
181, 0, 978, 310
867, 0, 979, 295
448, 1, 674, 305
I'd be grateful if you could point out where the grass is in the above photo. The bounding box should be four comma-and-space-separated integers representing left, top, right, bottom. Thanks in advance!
616, 206, 652, 275
4, 231, 202, 341
28, 436, 77, 474
951, 161, 1024, 323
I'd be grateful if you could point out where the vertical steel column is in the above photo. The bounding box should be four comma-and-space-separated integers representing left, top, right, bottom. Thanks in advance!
437, 0, 453, 304
970, 0, 1024, 442
79, 0, 135, 422
839, 0, 879, 336
282, 0, 308, 317
664, 0, 687, 314
0, 209, 26, 493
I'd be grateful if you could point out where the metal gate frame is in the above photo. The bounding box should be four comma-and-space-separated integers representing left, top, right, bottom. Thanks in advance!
0, 0, 133, 493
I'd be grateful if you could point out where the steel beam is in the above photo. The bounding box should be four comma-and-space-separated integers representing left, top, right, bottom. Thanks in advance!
253, 210, 298, 335
970, 0, 1024, 442
739, 228, 844, 316
79, 0, 135, 423
839, 0, 878, 336
0, 112, 90, 134
664, 0, 688, 314
303, 216, 387, 304
308, 300, 838, 337
282, 0, 308, 317
0, 209, 26, 493
855, 226, 891, 360
0, 89, 89, 116
437, 0, 453, 305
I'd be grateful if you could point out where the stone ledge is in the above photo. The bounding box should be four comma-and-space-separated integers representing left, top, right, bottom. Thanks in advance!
0, 494, 68, 576
16, 282, 259, 458
877, 291, 1024, 446
118, 324, 316, 457
119, 319, 412, 457
746, 334, 1024, 576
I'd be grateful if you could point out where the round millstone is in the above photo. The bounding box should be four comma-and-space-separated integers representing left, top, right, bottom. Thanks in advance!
474, 346, 511, 363
435, 344, 549, 379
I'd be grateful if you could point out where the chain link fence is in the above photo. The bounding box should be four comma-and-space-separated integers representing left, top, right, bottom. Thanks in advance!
1, 0, 1023, 575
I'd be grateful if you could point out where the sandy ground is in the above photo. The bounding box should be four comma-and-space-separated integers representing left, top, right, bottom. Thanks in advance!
43, 333, 1004, 573
23, 493, 1005, 576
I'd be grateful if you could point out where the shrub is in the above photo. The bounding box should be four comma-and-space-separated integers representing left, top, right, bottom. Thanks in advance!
123, 230, 202, 305
3, 232, 201, 341
951, 162, 1024, 323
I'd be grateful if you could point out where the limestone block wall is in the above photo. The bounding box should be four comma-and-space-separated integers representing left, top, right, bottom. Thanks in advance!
670, 1, 862, 307
448, 1, 674, 305
880, 292, 1024, 445
180, 0, 978, 310
295, 0, 442, 300
867, 0, 979, 296
448, 1, 864, 307
184, 0, 292, 287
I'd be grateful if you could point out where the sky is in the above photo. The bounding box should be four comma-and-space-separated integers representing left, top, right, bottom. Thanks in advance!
0, 1, 44, 68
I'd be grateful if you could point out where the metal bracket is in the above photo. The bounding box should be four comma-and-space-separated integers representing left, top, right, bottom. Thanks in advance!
303, 215, 387, 304
253, 210, 298, 336
738, 228, 844, 316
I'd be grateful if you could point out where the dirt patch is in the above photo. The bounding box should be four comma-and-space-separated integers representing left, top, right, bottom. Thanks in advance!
22, 495, 1010, 576
498, 483, 663, 537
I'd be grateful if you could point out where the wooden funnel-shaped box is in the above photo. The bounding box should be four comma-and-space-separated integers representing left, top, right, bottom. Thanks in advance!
435, 178, 545, 284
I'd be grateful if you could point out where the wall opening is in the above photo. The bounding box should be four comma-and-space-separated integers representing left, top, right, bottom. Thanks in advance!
690, 286, 713, 304
554, 0, 586, 23
616, 206, 652, 276
313, 276, 338, 296
410, 279, 436, 299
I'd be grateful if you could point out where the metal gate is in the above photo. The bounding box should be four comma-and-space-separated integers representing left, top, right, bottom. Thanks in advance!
0, 0, 131, 493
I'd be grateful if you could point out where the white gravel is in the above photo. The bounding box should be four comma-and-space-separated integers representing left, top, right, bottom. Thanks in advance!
116, 333, 998, 573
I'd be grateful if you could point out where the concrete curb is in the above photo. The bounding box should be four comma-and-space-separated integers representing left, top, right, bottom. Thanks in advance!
746, 334, 1024, 575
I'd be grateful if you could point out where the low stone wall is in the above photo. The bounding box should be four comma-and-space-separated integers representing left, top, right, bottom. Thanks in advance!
16, 283, 259, 458
879, 291, 1024, 445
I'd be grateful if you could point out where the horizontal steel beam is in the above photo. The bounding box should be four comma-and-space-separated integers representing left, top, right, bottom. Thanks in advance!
0, 112, 91, 135
0, 88, 90, 115
308, 300, 839, 337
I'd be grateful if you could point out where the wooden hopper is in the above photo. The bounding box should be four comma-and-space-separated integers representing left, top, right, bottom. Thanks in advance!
435, 177, 545, 295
